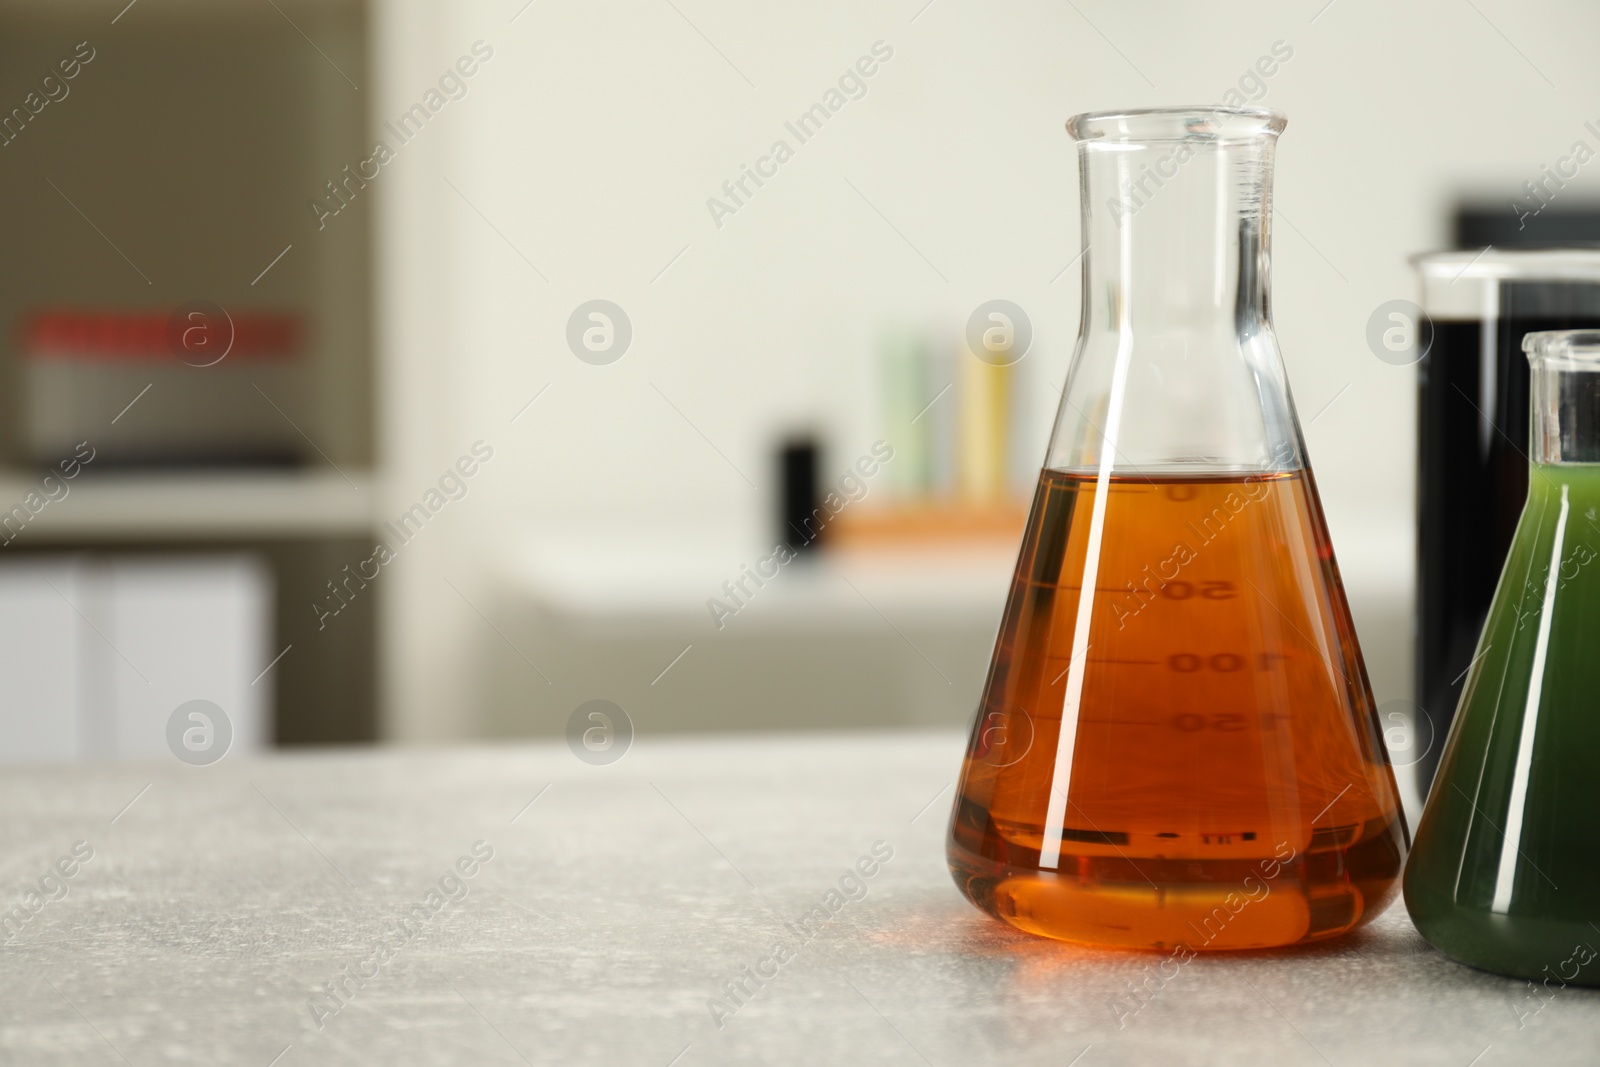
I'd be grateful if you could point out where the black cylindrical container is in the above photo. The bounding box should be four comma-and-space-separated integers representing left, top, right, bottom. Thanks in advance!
1414, 250, 1600, 791
778, 437, 822, 553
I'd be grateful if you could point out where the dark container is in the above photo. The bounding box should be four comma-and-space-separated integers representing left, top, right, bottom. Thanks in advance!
1413, 250, 1600, 791
778, 437, 822, 553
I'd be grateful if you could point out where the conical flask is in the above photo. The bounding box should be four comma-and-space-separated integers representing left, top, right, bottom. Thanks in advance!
946, 107, 1407, 950
1406, 329, 1600, 985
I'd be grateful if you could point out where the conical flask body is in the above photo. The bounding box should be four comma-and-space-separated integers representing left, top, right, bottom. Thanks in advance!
947, 108, 1406, 949
1407, 427, 1600, 980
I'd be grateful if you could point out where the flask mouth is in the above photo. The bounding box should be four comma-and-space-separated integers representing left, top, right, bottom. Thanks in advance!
1067, 106, 1286, 145
1524, 329, 1600, 368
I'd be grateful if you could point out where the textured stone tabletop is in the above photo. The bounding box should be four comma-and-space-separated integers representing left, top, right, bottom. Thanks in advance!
1, 730, 1594, 1065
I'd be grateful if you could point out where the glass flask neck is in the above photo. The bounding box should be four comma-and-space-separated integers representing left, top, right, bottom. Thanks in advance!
1525, 330, 1600, 464
1050, 108, 1298, 474
1077, 115, 1276, 346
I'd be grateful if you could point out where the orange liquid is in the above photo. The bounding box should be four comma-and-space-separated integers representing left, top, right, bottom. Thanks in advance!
948, 469, 1406, 950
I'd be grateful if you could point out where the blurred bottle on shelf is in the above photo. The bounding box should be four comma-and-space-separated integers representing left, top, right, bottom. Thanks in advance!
832, 325, 1032, 551
957, 349, 1011, 503
878, 332, 933, 500
778, 435, 822, 553
925, 340, 959, 498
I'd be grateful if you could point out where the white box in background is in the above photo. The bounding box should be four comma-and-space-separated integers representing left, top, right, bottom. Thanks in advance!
0, 562, 85, 762
21, 311, 305, 466
0, 556, 271, 763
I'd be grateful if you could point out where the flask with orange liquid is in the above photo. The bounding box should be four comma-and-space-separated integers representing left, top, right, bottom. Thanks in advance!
946, 107, 1407, 950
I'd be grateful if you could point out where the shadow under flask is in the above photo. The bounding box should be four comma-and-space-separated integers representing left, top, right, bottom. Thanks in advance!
946, 107, 1408, 950
1405, 330, 1600, 985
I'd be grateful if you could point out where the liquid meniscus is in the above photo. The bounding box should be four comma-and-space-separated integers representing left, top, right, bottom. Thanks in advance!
948, 468, 1407, 950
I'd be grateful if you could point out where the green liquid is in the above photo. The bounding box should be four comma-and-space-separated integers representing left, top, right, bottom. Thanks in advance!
1406, 463, 1600, 985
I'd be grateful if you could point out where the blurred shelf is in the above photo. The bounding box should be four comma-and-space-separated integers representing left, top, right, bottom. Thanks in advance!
0, 469, 375, 542
504, 537, 1017, 629
827, 499, 1030, 550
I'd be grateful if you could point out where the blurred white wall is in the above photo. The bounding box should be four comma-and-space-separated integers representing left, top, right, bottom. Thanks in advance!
373, 0, 1600, 740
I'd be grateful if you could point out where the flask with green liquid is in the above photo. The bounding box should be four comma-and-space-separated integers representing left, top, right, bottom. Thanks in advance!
1405, 329, 1600, 985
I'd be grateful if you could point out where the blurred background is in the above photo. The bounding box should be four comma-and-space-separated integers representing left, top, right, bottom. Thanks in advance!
3, 0, 1599, 797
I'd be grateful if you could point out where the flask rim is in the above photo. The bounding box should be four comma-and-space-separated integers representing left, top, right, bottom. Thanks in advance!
1413, 247, 1600, 281
1523, 329, 1600, 366
1066, 106, 1285, 144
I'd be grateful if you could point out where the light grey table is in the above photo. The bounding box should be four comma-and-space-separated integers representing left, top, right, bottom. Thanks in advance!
2, 730, 1593, 1065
